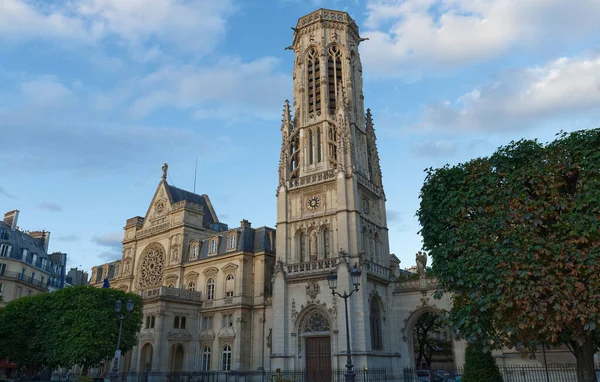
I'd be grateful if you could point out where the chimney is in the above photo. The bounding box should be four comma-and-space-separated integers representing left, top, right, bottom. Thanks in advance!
4, 210, 19, 230
29, 231, 51, 253
240, 219, 252, 228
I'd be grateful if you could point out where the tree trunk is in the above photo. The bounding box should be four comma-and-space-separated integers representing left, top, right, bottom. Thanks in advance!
572, 336, 596, 382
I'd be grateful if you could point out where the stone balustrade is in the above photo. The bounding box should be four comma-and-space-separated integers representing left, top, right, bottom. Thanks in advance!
140, 286, 202, 301
363, 259, 392, 280
285, 258, 338, 278
394, 277, 439, 292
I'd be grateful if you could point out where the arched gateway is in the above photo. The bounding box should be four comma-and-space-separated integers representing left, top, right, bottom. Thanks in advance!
297, 308, 332, 382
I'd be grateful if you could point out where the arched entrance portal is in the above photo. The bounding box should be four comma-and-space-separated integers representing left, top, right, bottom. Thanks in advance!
170, 343, 185, 372
139, 343, 153, 374
298, 309, 332, 382
408, 309, 455, 370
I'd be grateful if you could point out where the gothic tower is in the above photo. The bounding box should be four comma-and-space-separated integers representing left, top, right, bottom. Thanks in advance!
271, 9, 400, 376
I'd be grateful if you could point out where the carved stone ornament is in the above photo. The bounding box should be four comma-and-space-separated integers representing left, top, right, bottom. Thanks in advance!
306, 280, 320, 300
301, 310, 330, 333
138, 243, 165, 288
167, 330, 192, 341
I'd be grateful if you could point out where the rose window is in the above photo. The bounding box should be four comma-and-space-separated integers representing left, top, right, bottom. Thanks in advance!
139, 244, 165, 288
302, 311, 330, 333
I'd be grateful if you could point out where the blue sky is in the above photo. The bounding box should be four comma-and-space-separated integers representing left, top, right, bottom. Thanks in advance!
1, 0, 599, 274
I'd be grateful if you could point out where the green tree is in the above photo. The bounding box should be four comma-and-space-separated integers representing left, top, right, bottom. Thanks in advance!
462, 343, 503, 382
0, 286, 143, 371
417, 129, 600, 382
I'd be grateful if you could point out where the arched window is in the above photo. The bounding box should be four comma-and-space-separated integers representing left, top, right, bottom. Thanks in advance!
328, 45, 342, 114
201, 346, 211, 371
168, 284, 175, 288
180, 316, 186, 329
221, 345, 232, 371
229, 235, 236, 250
374, 233, 380, 264
306, 48, 321, 114
370, 299, 383, 350
207, 278, 215, 300
191, 242, 199, 258
322, 227, 330, 259
298, 232, 306, 262
210, 239, 217, 253
174, 316, 180, 329
188, 281, 196, 291
225, 274, 234, 297
309, 130, 314, 165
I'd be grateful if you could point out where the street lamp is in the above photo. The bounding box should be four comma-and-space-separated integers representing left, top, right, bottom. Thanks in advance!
327, 264, 362, 382
112, 298, 135, 382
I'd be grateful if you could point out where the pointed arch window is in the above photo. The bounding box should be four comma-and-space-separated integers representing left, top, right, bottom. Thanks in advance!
322, 227, 330, 258
370, 299, 383, 350
207, 278, 215, 300
328, 45, 342, 115
317, 127, 322, 162
201, 346, 211, 371
298, 232, 306, 262
307, 48, 321, 114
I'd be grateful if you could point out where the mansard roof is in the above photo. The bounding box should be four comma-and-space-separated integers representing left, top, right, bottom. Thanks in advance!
195, 224, 276, 260
165, 183, 220, 228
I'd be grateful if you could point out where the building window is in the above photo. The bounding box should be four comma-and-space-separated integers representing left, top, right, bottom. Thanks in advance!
328, 45, 343, 115
228, 314, 233, 327
370, 299, 383, 350
202, 316, 213, 330
188, 282, 196, 291
309, 130, 314, 165
181, 316, 186, 329
210, 239, 217, 253
322, 228, 330, 259
191, 242, 199, 259
307, 47, 321, 114
225, 274, 234, 297
229, 235, 236, 250
145, 316, 150, 329
0, 282, 3, 295
0, 263, 6, 276
174, 316, 180, 329
168, 284, 175, 288
22, 248, 28, 260
151, 316, 155, 329
207, 278, 215, 300
298, 232, 306, 263
221, 345, 232, 371
0, 244, 12, 257
201, 346, 211, 371
317, 127, 322, 162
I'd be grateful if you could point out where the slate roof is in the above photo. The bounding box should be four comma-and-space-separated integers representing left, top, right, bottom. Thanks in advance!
195, 225, 276, 260
0, 221, 59, 275
166, 184, 220, 228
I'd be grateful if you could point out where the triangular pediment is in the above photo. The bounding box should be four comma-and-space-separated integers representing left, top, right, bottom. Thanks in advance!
140, 181, 172, 230
221, 262, 239, 273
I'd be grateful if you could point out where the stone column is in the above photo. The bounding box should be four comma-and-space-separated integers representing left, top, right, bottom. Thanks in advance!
152, 311, 166, 372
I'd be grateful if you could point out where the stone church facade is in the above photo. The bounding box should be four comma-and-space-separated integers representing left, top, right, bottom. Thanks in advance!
90, 8, 474, 377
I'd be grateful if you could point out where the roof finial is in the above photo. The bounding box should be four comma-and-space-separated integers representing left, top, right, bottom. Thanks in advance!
162, 163, 168, 181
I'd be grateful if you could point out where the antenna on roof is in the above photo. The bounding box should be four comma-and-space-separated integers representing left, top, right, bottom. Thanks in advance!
193, 158, 198, 193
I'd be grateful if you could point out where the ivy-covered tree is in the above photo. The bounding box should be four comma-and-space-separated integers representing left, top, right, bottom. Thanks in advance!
418, 129, 600, 382
0, 286, 143, 371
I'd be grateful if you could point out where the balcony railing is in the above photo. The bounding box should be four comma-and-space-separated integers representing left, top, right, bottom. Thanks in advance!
0, 270, 49, 290
285, 258, 338, 278
363, 259, 392, 281
140, 286, 202, 301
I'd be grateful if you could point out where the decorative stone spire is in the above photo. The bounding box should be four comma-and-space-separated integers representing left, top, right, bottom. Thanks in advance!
281, 99, 292, 132
161, 163, 168, 181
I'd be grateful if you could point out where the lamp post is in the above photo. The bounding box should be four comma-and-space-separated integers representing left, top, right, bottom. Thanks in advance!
112, 299, 135, 382
327, 264, 362, 382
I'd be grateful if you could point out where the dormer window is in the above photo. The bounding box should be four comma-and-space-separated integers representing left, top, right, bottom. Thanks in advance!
229, 235, 236, 250
210, 239, 217, 254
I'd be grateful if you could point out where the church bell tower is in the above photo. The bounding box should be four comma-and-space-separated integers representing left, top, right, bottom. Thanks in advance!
271, 8, 398, 375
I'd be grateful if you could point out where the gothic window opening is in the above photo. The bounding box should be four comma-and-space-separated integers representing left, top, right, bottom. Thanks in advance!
309, 130, 314, 165
151, 316, 155, 328
221, 345, 232, 371
362, 228, 369, 260
328, 45, 342, 114
201, 346, 211, 371
145, 316, 150, 329
317, 127, 322, 162
322, 228, 330, 258
225, 274, 234, 297
374, 232, 380, 264
207, 278, 215, 300
301, 310, 331, 333
298, 232, 306, 262
370, 299, 383, 350
307, 48, 321, 114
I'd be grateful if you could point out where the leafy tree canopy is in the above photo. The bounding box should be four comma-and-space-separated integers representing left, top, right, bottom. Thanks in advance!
0, 286, 143, 369
418, 129, 600, 381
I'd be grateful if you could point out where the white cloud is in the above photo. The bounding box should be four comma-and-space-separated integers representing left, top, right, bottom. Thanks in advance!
411, 52, 600, 131
91, 232, 122, 249
1, 0, 234, 54
20, 75, 73, 107
129, 57, 290, 119
361, 0, 600, 77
